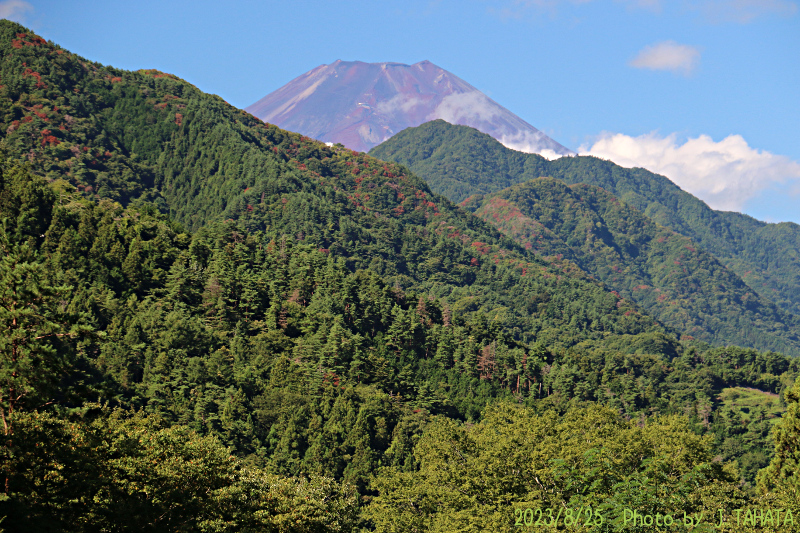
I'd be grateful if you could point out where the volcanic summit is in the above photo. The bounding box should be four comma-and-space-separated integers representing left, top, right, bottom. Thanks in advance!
245, 60, 573, 156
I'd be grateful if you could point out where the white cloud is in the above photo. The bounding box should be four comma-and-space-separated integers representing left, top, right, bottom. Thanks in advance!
692, 0, 798, 23
428, 91, 498, 124
629, 41, 700, 75
0, 0, 33, 23
581, 131, 800, 212
500, 132, 569, 159
375, 93, 427, 116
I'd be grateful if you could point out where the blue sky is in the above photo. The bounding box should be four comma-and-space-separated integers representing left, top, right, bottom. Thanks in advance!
4, 0, 799, 223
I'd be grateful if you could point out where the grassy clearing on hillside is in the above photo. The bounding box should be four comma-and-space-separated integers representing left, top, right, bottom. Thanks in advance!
719, 386, 784, 425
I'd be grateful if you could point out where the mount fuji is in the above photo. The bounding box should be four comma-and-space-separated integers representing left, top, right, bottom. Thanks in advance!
245, 60, 573, 156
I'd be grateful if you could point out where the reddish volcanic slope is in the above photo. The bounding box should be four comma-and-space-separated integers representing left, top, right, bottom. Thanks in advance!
245, 60, 573, 156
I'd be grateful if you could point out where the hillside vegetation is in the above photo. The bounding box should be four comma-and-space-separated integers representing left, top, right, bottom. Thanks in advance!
461, 177, 800, 355
370, 120, 800, 321
1, 21, 800, 531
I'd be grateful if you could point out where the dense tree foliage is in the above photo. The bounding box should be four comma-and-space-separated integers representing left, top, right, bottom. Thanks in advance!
370, 120, 800, 322
1, 21, 799, 531
1, 407, 359, 532
462, 177, 800, 355
367, 401, 751, 532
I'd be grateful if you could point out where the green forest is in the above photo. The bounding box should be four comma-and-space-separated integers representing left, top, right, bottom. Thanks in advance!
1, 20, 800, 532
369, 120, 800, 322
460, 177, 800, 356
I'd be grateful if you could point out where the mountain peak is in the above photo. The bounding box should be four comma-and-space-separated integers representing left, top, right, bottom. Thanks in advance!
245, 60, 573, 155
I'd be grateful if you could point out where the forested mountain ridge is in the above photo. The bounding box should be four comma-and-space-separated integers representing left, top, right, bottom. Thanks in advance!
370, 120, 800, 321
2, 20, 800, 531
461, 178, 800, 356
0, 19, 665, 351
4, 156, 800, 530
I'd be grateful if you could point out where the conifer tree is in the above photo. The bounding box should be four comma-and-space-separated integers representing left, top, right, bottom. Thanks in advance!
0, 226, 90, 433
757, 379, 800, 503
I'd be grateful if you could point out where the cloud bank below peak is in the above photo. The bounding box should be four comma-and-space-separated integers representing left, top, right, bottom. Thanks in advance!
581, 131, 800, 213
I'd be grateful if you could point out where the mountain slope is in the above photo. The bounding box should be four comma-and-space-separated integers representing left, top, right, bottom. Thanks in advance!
370, 120, 800, 322
0, 20, 660, 353
463, 178, 800, 354
245, 60, 572, 155
4, 21, 800, 509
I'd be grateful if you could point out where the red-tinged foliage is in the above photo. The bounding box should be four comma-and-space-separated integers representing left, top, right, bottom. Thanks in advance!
322, 372, 341, 387
174, 113, 183, 126
22, 68, 46, 88
470, 258, 479, 267
15, 33, 47, 47
471, 242, 490, 255
41, 135, 60, 146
